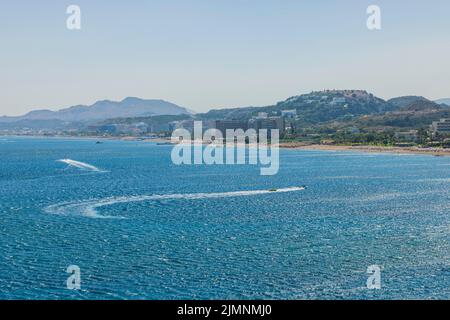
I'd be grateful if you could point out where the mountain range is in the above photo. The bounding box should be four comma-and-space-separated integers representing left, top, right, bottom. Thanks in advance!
1, 92, 450, 132
0, 97, 191, 124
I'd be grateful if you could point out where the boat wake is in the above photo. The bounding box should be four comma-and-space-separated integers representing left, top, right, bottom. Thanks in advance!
57, 159, 107, 173
43, 187, 305, 219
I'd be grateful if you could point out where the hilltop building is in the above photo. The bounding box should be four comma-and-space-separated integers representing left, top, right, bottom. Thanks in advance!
331, 97, 346, 106
281, 109, 297, 118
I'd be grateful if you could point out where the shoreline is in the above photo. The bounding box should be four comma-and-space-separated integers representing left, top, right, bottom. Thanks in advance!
279, 142, 450, 157
3, 134, 450, 157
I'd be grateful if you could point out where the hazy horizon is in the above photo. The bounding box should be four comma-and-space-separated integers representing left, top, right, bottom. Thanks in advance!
1, 0, 449, 116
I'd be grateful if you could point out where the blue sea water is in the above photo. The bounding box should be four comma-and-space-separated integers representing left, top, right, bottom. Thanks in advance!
0, 136, 449, 299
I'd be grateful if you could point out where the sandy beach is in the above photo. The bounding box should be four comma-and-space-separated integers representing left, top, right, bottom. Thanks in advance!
279, 142, 450, 157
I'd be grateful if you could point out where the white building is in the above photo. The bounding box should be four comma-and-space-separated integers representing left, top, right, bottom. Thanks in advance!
331, 97, 346, 106
431, 119, 450, 135
257, 112, 268, 119
281, 109, 297, 118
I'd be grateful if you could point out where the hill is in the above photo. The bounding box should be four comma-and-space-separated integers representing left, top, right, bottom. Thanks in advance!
198, 90, 395, 125
387, 96, 430, 109
324, 96, 446, 131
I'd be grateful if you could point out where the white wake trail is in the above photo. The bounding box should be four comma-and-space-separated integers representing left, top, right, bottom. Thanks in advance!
43, 187, 305, 219
57, 159, 106, 172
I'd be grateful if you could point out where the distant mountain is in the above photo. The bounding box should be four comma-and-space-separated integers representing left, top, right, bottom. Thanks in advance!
436, 98, 450, 106
2, 91, 447, 135
0, 97, 191, 124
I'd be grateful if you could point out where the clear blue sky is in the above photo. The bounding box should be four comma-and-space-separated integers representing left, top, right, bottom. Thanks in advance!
1, 0, 449, 115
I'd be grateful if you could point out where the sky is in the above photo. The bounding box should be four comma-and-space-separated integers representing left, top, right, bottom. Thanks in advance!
1, 0, 450, 116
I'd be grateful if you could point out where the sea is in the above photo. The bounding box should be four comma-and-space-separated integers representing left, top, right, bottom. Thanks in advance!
0, 136, 448, 299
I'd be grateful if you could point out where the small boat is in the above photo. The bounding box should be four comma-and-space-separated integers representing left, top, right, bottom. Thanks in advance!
268, 188, 278, 192
157, 142, 175, 146
95, 141, 103, 144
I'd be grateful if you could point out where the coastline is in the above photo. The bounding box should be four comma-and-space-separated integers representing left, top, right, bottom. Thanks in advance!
279, 142, 450, 157
3, 134, 450, 157
159, 138, 450, 157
